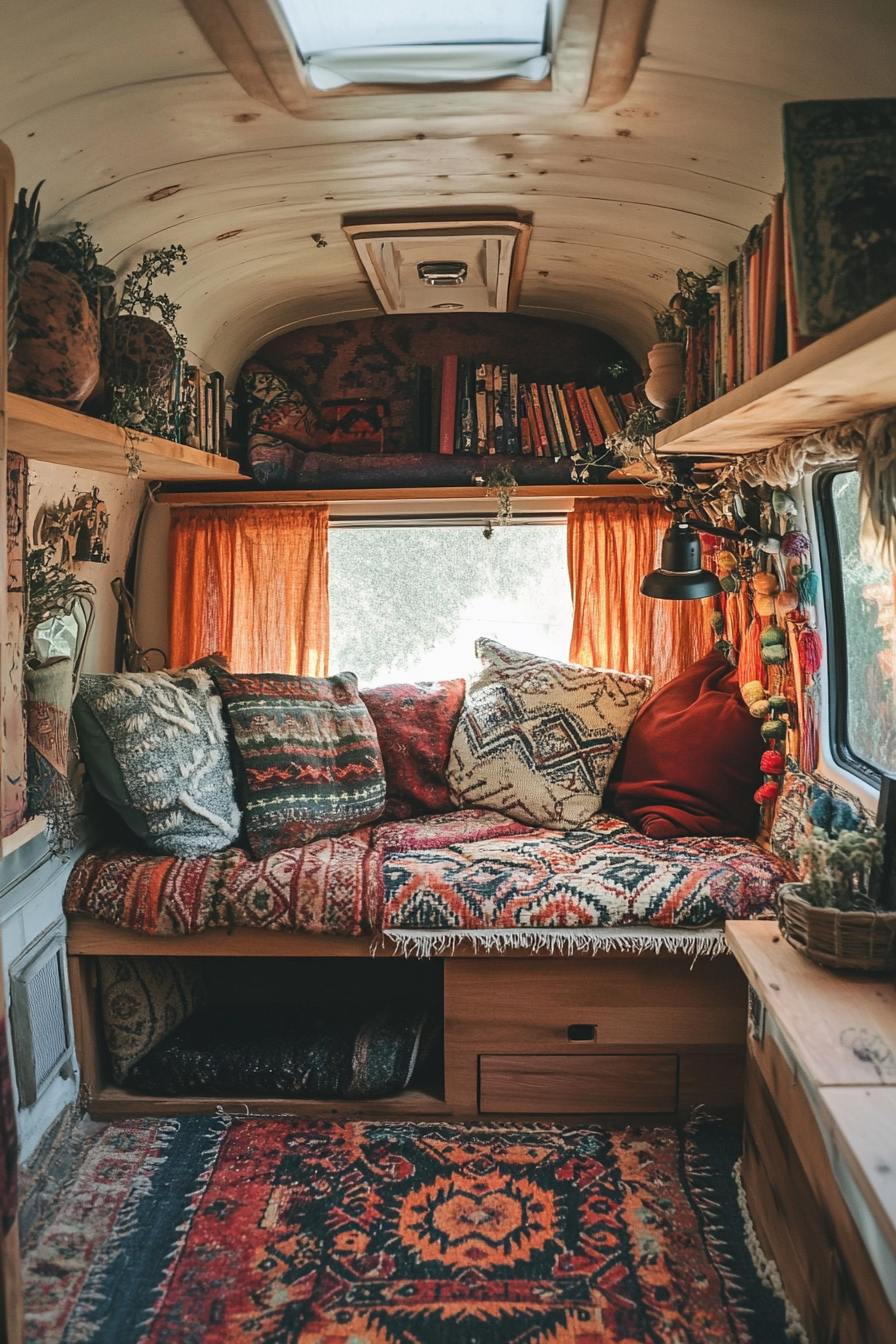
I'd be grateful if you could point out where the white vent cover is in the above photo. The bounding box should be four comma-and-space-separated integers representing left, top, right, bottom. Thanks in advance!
9, 924, 74, 1110
343, 216, 531, 314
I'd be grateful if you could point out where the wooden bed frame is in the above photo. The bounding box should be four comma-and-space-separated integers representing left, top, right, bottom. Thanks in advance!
67, 917, 748, 1120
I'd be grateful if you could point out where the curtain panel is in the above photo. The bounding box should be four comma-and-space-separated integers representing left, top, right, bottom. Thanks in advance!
567, 497, 713, 689
168, 505, 329, 675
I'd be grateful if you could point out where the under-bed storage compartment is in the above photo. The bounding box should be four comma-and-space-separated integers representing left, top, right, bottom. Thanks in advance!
479, 1054, 679, 1113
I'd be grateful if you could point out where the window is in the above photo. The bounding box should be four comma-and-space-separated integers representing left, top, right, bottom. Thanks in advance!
328, 522, 572, 684
820, 469, 896, 778
279, 0, 561, 89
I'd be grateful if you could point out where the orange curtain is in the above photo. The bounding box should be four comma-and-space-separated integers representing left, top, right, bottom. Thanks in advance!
567, 497, 713, 689
168, 505, 329, 675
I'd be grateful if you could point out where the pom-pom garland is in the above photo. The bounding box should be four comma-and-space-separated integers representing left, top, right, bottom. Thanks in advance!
775, 591, 799, 617
760, 750, 786, 774
797, 628, 823, 677
760, 625, 786, 647
754, 594, 776, 616
754, 781, 781, 803
710, 609, 725, 635
716, 551, 738, 573
741, 680, 766, 706
768, 694, 789, 712
761, 643, 789, 665
761, 719, 787, 740
752, 571, 779, 595
781, 530, 810, 558
749, 699, 771, 718
720, 573, 739, 594
793, 564, 819, 608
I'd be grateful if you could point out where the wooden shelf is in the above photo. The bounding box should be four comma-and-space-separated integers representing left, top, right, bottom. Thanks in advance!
159, 483, 655, 507
84, 1084, 453, 1120
6, 393, 249, 481
656, 294, 896, 456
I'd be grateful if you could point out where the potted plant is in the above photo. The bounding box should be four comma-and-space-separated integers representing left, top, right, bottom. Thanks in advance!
644, 308, 685, 419
778, 823, 896, 971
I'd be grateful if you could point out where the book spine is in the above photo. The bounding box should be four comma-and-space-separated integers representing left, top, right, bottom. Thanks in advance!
493, 364, 505, 453
519, 384, 533, 455
460, 360, 475, 453
576, 386, 603, 447
557, 384, 577, 453
438, 355, 457, 454
761, 193, 784, 373
588, 385, 620, 438
562, 383, 586, 452
545, 385, 568, 455
475, 363, 488, 453
529, 383, 549, 455
508, 370, 520, 454
539, 385, 558, 455
454, 358, 466, 453
486, 364, 496, 453
748, 245, 761, 380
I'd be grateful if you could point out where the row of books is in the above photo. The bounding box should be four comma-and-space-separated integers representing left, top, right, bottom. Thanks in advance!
684, 188, 812, 415
168, 359, 233, 455
437, 356, 634, 457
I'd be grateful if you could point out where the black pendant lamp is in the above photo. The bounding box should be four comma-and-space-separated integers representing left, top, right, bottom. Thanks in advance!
640, 520, 722, 601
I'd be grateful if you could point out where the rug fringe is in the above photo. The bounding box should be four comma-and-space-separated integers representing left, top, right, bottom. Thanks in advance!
734, 1157, 809, 1343
378, 926, 729, 958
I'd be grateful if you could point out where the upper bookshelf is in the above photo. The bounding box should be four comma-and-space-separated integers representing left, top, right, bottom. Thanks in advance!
6, 393, 248, 481
655, 294, 896, 456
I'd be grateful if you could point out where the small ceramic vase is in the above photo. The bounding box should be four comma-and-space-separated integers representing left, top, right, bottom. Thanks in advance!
644, 341, 684, 416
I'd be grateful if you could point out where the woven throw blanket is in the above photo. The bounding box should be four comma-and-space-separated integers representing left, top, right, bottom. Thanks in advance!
64, 828, 378, 936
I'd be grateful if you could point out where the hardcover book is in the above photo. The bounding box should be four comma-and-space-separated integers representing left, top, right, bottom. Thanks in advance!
784, 98, 896, 335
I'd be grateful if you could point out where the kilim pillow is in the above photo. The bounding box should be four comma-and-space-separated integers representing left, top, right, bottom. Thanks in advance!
212, 669, 386, 858
73, 668, 241, 858
360, 679, 466, 819
769, 758, 874, 873
447, 639, 652, 829
98, 956, 208, 1083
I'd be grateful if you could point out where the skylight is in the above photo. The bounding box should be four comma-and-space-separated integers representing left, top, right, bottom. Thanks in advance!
278, 0, 562, 90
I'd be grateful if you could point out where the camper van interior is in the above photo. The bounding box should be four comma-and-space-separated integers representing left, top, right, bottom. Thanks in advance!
1, 2, 895, 1341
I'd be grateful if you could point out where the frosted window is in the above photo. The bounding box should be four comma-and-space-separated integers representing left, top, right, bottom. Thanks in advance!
828, 470, 896, 775
328, 523, 573, 685
279, 0, 559, 88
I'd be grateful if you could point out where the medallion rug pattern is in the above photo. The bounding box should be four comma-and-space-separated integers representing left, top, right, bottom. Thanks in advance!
22, 1114, 797, 1344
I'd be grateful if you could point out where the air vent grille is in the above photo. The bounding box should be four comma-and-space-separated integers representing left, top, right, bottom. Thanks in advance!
9, 928, 72, 1109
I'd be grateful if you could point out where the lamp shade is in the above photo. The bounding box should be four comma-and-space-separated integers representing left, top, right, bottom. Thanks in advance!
640, 522, 722, 600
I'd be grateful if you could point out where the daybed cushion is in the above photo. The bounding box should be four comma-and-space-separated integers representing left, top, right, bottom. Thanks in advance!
73, 668, 241, 858
360, 679, 466, 819
126, 1002, 430, 1099
65, 828, 379, 936
376, 813, 791, 930
213, 669, 386, 858
98, 956, 208, 1083
447, 639, 652, 830
604, 651, 764, 839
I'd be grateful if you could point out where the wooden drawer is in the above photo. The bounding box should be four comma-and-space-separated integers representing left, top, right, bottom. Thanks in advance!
479, 1053, 678, 1113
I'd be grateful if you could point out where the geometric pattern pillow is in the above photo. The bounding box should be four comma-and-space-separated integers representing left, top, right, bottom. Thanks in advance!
212, 669, 386, 859
97, 956, 208, 1083
242, 362, 320, 448
769, 757, 875, 874
447, 639, 652, 830
73, 668, 241, 858
360, 679, 466, 819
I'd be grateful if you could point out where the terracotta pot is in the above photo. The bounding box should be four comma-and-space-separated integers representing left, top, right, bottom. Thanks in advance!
8, 261, 100, 409
104, 315, 176, 393
644, 341, 684, 415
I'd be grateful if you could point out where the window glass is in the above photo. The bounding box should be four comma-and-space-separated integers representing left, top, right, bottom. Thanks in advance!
828, 470, 896, 774
328, 523, 573, 685
280, 0, 557, 88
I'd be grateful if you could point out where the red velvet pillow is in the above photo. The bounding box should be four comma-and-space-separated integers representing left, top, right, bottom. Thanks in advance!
603, 651, 763, 839
360, 680, 466, 820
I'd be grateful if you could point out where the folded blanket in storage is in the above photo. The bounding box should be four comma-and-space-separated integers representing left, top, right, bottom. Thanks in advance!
65, 808, 792, 936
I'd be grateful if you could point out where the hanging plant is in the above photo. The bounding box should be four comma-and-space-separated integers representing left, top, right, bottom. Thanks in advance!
670, 265, 725, 327
104, 244, 188, 441
34, 221, 117, 318
25, 546, 96, 649
475, 463, 518, 536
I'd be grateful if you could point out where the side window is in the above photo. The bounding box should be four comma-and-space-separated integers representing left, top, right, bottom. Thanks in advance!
819, 469, 896, 780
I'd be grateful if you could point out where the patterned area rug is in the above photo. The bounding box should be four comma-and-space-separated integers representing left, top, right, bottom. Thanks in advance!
22, 1113, 799, 1343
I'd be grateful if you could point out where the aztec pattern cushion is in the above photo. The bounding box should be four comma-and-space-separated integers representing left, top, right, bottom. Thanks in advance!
361, 679, 466, 819
65, 828, 378, 937
605, 652, 764, 839
73, 668, 240, 858
97, 956, 208, 1083
448, 639, 652, 829
769, 758, 875, 874
213, 669, 386, 859
127, 1003, 431, 1099
380, 812, 791, 930
242, 362, 320, 449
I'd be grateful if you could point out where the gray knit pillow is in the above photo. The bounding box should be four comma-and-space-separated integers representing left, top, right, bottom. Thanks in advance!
74, 668, 241, 857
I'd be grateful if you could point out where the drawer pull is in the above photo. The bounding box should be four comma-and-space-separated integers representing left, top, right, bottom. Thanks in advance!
567, 1024, 596, 1042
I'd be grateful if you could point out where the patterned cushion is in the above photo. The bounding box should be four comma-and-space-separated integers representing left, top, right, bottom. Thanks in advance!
73, 669, 241, 858
447, 640, 652, 829
381, 814, 791, 930
361, 680, 466, 819
212, 670, 386, 859
769, 759, 875, 874
64, 829, 377, 936
97, 956, 208, 1083
242, 362, 320, 448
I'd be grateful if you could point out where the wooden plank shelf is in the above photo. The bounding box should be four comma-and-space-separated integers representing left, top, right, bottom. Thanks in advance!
656, 294, 896, 457
159, 483, 655, 507
6, 392, 249, 481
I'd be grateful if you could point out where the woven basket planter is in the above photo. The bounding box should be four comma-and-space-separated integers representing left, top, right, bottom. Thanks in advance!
778, 884, 896, 973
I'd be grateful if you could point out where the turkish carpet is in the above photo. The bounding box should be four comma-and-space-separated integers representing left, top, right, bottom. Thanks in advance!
22, 1113, 799, 1344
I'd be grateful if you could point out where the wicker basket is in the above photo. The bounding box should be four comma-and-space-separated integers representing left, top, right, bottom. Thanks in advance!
778, 885, 896, 973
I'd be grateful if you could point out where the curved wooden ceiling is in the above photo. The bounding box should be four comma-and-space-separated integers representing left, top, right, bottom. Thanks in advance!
2, 0, 895, 381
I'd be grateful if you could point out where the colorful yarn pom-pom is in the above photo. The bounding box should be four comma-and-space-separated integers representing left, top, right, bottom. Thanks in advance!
781, 530, 810, 558
754, 781, 781, 803
797, 627, 823, 676
796, 567, 820, 607
760, 750, 786, 774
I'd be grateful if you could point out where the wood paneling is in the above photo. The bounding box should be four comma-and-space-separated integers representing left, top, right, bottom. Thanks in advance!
81, 1086, 452, 1121
479, 1053, 678, 1113
726, 920, 896, 1088
66, 920, 377, 957
818, 1087, 896, 1265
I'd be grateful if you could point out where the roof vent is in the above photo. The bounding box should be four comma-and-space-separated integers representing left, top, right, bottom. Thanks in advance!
343, 213, 531, 314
